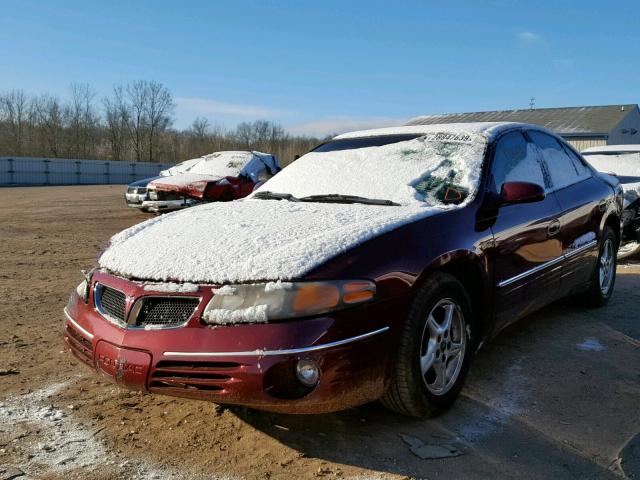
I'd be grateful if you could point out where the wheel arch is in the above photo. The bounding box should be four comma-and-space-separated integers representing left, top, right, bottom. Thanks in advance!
413, 250, 491, 344
603, 212, 621, 246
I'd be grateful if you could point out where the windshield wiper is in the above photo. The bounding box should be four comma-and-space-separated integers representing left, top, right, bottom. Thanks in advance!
252, 191, 299, 201
299, 194, 399, 206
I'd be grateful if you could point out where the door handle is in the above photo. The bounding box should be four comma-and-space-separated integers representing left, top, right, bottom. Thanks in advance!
547, 219, 561, 237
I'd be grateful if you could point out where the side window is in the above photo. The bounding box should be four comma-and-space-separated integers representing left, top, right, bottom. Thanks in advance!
491, 132, 547, 193
561, 143, 592, 179
528, 131, 589, 190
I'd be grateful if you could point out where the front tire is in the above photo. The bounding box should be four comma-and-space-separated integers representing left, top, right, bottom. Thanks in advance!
381, 273, 474, 418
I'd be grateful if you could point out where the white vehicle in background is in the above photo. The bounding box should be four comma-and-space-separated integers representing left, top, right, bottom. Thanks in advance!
135, 151, 280, 213
582, 145, 640, 259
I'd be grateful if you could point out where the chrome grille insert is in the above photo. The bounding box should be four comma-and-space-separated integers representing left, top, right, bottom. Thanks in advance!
132, 297, 199, 328
95, 284, 127, 326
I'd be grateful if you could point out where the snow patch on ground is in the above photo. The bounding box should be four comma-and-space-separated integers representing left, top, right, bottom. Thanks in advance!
576, 337, 606, 352
0, 380, 224, 479
0, 380, 105, 473
458, 361, 529, 441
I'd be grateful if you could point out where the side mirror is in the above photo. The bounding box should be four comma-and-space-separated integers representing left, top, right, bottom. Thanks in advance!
500, 181, 545, 205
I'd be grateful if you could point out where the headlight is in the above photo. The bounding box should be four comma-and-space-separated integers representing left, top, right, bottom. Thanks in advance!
75, 268, 94, 303
149, 190, 158, 200
202, 280, 376, 325
76, 279, 89, 303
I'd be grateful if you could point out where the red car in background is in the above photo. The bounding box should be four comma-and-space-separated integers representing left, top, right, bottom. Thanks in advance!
65, 122, 622, 417
142, 151, 280, 213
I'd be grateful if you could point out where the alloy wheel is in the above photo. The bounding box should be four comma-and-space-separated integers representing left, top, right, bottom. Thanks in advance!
599, 238, 615, 294
419, 298, 466, 395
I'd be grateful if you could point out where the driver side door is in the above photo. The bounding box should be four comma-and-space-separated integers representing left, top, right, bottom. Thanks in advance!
485, 131, 564, 332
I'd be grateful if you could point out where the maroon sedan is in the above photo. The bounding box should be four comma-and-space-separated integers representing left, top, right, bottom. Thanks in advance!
64, 122, 622, 417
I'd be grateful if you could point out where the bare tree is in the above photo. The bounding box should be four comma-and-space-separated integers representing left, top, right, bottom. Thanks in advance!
144, 81, 174, 162
67, 83, 99, 158
190, 117, 210, 139
0, 89, 30, 155
32, 94, 65, 157
0, 82, 319, 165
103, 86, 130, 161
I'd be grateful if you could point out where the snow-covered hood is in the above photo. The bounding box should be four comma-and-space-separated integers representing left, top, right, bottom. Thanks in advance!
98, 199, 447, 284
150, 173, 223, 187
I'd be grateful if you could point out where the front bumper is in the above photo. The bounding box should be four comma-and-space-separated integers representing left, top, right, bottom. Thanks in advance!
140, 199, 199, 213
63, 273, 400, 414
124, 192, 148, 208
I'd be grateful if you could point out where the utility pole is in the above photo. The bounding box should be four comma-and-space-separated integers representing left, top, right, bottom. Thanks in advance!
529, 97, 536, 110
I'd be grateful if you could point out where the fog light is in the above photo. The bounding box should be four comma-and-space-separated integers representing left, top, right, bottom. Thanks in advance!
295, 359, 320, 387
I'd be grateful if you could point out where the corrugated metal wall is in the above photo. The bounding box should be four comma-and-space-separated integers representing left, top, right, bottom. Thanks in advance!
564, 137, 607, 151
0, 157, 174, 186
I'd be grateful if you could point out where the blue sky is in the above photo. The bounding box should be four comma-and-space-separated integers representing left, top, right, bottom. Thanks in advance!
1, 0, 638, 136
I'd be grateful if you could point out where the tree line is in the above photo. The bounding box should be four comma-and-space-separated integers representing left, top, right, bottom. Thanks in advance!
0, 81, 321, 166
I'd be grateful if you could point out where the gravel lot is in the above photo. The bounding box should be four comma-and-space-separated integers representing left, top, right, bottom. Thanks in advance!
1, 185, 639, 480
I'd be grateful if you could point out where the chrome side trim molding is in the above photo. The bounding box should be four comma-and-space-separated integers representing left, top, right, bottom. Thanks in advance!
163, 326, 390, 358
565, 240, 598, 259
497, 240, 598, 288
64, 308, 95, 340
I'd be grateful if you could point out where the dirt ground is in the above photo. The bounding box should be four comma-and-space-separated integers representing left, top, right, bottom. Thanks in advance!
0, 185, 639, 480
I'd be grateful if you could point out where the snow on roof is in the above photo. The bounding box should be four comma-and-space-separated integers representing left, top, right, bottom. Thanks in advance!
333, 122, 522, 140
583, 151, 640, 178
581, 145, 640, 154
99, 200, 446, 284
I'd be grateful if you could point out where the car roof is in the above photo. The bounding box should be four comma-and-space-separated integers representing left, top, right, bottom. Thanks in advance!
581, 145, 640, 154
332, 122, 557, 141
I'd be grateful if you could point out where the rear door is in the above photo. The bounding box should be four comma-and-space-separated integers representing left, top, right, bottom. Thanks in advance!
527, 131, 603, 296
486, 131, 564, 331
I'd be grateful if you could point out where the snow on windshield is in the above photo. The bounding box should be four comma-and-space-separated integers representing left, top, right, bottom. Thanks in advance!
253, 132, 488, 206
160, 158, 201, 176
160, 151, 279, 181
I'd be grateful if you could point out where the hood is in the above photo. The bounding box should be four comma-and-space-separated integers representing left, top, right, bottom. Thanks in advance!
98, 199, 447, 284
129, 176, 161, 187
149, 173, 223, 199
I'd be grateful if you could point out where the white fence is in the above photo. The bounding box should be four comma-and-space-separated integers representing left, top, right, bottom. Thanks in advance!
0, 157, 175, 186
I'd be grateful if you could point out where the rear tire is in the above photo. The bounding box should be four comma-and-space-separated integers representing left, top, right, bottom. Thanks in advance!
583, 227, 617, 308
381, 273, 474, 418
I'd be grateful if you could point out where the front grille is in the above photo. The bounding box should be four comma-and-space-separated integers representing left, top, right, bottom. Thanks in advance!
149, 360, 240, 393
96, 285, 127, 325
133, 297, 199, 328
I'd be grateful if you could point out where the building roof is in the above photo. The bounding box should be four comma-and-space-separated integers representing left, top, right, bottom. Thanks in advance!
406, 104, 639, 136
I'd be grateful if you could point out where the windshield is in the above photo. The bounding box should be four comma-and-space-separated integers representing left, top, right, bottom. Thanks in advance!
186, 151, 253, 177
253, 131, 488, 207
